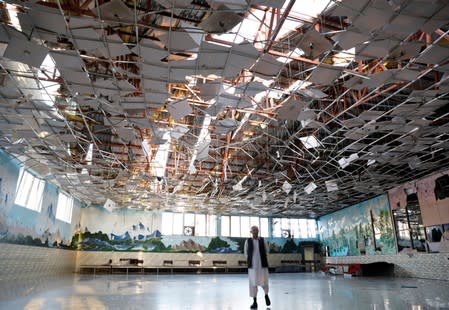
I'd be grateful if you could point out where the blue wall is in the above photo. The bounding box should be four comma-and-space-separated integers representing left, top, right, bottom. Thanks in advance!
318, 194, 396, 256
0, 149, 81, 247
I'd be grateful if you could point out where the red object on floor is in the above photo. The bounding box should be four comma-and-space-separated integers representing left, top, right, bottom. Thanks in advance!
348, 264, 361, 274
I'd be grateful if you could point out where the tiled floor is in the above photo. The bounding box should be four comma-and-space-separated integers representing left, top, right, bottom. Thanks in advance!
1, 273, 449, 310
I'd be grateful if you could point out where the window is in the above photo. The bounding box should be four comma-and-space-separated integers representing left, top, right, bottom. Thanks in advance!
272, 218, 281, 237
161, 212, 173, 235
306, 219, 317, 238
56, 192, 73, 223
230, 216, 240, 237
250, 216, 259, 229
260, 217, 269, 237
291, 218, 299, 238
221, 215, 230, 237
195, 214, 206, 236
173, 213, 183, 235
206, 214, 216, 236
15, 167, 45, 212
162, 212, 217, 236
240, 216, 250, 237
298, 219, 308, 238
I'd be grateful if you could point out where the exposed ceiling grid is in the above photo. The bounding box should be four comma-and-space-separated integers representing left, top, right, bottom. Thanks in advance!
0, 0, 448, 218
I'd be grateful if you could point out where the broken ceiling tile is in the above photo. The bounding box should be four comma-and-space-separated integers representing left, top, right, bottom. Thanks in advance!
140, 63, 169, 80
196, 139, 211, 161
205, 101, 227, 116
248, 0, 286, 8
365, 69, 420, 89
59, 134, 79, 143
105, 34, 131, 58
224, 41, 260, 78
170, 125, 190, 140
296, 109, 317, 122
299, 135, 322, 149
333, 29, 371, 50
70, 28, 105, 53
215, 118, 239, 135
352, 6, 395, 33
325, 180, 338, 192
338, 153, 358, 169
295, 28, 333, 59
23, 6, 68, 36
355, 39, 399, 61
115, 127, 136, 143
198, 80, 226, 100
251, 53, 285, 78
344, 127, 368, 140
142, 79, 167, 93
415, 45, 449, 64
198, 6, 243, 33
234, 81, 267, 97
297, 88, 328, 99
323, 0, 370, 17
408, 90, 439, 102
282, 181, 292, 194
418, 4, 449, 33
389, 41, 424, 61
68, 16, 101, 29
154, 0, 193, 8
167, 98, 192, 120
196, 40, 229, 70
343, 75, 369, 90
95, 0, 134, 25
304, 182, 317, 194
342, 118, 365, 128
50, 51, 84, 71
358, 110, 384, 121
158, 24, 203, 52
59, 69, 91, 85
3, 37, 48, 68
389, 103, 420, 116
309, 64, 343, 85
384, 14, 426, 38
103, 198, 117, 212
132, 39, 169, 62
408, 155, 421, 170
116, 79, 136, 93
276, 99, 308, 121
129, 117, 153, 129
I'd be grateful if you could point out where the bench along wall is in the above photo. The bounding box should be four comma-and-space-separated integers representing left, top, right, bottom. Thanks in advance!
75, 251, 304, 271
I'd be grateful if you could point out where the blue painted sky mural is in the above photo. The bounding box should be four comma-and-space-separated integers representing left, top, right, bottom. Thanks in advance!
75, 205, 316, 253
0, 149, 81, 247
319, 194, 396, 256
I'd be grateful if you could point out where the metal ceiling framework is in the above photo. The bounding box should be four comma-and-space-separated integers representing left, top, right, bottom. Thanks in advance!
0, 0, 449, 218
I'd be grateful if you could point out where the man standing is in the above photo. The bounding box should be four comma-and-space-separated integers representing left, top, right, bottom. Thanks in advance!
244, 225, 271, 309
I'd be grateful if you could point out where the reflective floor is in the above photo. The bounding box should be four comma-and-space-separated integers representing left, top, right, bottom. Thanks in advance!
1, 273, 449, 310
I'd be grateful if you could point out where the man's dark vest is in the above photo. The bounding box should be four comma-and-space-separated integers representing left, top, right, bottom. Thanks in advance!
247, 237, 269, 268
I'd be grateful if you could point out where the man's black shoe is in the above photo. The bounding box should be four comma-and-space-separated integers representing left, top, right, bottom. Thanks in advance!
265, 295, 271, 306
250, 301, 258, 309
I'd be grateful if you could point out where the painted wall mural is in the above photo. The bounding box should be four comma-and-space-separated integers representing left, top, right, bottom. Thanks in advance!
389, 168, 449, 226
0, 149, 81, 248
73, 206, 317, 253
318, 194, 396, 256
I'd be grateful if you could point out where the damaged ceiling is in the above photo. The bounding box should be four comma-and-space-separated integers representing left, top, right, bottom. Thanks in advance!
0, 0, 449, 218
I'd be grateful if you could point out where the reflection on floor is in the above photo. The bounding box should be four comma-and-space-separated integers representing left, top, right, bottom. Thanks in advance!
1, 273, 449, 309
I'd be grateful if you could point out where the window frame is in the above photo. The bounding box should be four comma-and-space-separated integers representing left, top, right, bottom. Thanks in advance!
14, 167, 45, 212
55, 191, 74, 223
